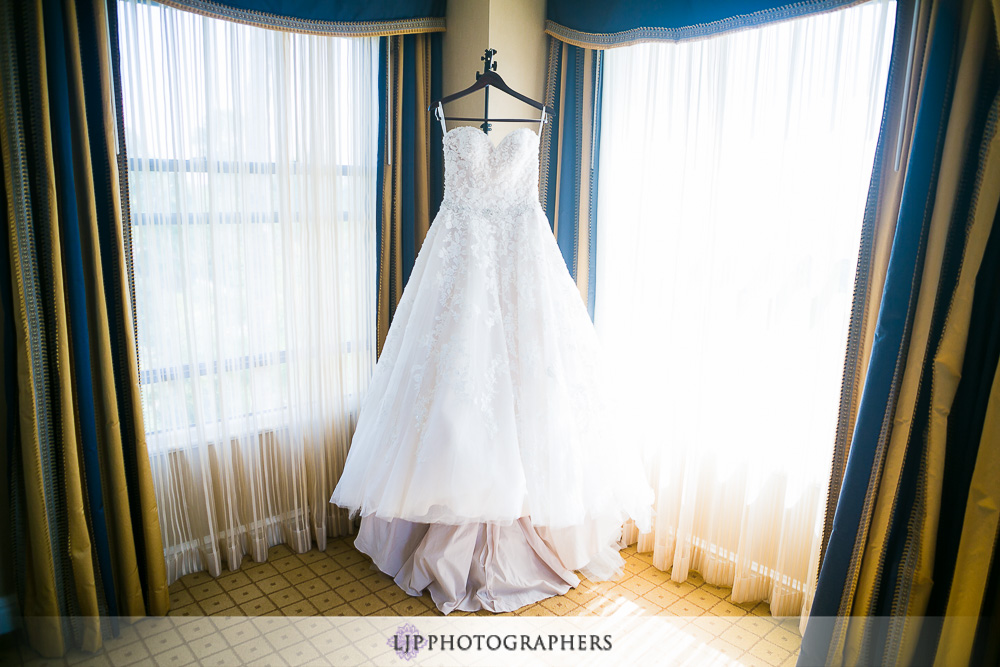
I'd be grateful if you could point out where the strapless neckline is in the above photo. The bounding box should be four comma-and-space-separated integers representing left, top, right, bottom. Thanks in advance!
443, 125, 540, 152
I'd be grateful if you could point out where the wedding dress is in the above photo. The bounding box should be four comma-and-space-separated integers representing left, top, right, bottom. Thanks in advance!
330, 124, 653, 614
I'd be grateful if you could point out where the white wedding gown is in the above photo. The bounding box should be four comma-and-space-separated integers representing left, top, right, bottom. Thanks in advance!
331, 125, 653, 614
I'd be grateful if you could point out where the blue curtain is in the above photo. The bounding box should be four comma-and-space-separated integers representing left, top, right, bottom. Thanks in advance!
376, 32, 445, 354
802, 0, 1000, 663
157, 0, 445, 35
1, 0, 170, 655
540, 39, 603, 319
545, 0, 864, 46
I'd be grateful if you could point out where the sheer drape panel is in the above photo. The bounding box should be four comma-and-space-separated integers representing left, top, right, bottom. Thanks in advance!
595, 1, 895, 617
118, 0, 377, 582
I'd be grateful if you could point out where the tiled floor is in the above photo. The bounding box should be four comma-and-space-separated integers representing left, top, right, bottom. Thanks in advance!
7, 536, 802, 665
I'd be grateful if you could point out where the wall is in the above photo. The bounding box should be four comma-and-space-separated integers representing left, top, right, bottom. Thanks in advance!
442, 0, 548, 141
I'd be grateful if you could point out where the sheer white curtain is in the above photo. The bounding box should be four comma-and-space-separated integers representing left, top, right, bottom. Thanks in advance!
118, 0, 378, 582
595, 1, 895, 617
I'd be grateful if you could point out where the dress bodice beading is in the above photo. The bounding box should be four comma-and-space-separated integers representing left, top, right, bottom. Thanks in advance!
439, 126, 541, 218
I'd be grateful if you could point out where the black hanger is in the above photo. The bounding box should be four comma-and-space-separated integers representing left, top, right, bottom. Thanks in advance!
428, 48, 556, 134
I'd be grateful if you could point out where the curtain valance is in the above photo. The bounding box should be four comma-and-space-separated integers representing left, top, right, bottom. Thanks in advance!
545, 0, 868, 48
158, 0, 445, 36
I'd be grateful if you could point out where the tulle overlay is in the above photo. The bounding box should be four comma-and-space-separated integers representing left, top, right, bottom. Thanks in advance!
331, 126, 652, 613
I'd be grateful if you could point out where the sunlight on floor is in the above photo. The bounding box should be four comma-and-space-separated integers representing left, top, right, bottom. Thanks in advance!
4, 538, 801, 666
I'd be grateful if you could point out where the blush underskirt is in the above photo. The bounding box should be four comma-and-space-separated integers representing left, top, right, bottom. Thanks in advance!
354, 513, 629, 614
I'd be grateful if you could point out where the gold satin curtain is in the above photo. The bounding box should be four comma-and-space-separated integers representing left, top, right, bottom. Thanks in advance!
804, 0, 1000, 664
0, 0, 167, 657
377, 32, 444, 355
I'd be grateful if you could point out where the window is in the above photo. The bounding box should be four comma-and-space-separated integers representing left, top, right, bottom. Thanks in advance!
118, 0, 378, 579
594, 0, 896, 614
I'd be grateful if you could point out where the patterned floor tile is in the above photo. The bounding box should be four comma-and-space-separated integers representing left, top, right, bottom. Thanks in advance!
319, 569, 355, 589
293, 578, 330, 599
166, 603, 201, 618
666, 596, 706, 617
270, 544, 294, 558
707, 637, 747, 662
765, 624, 803, 652
390, 597, 432, 616
296, 549, 328, 564
269, 555, 303, 573
308, 589, 348, 613
229, 583, 266, 606
133, 617, 175, 639
105, 640, 150, 667
306, 559, 341, 577
282, 566, 315, 588
256, 574, 292, 597
743, 613, 781, 637
619, 575, 657, 596
230, 637, 275, 664
701, 582, 730, 599
749, 639, 792, 666
336, 580, 371, 603
721, 623, 761, 651
268, 587, 305, 610
239, 596, 279, 616
5, 536, 802, 665
167, 588, 194, 610
146, 643, 195, 667
216, 571, 251, 590
141, 627, 185, 655
710, 599, 748, 618
640, 586, 680, 609
183, 631, 228, 659
358, 571, 395, 594
243, 563, 280, 582
198, 648, 241, 667
660, 578, 699, 597
684, 586, 721, 610
688, 613, 735, 636
325, 603, 358, 617
538, 596, 579, 615
186, 580, 224, 602
282, 599, 320, 616
637, 567, 673, 585
623, 595, 663, 615
198, 592, 236, 615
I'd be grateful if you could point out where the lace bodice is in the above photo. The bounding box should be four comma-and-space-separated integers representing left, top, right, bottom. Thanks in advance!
440, 126, 541, 216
